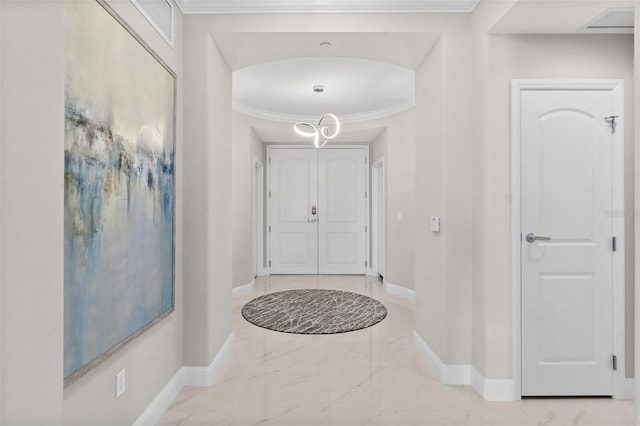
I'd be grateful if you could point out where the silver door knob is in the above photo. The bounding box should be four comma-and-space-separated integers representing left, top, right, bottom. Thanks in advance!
526, 233, 551, 243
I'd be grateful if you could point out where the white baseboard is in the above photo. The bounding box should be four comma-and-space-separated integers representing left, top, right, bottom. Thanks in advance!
232, 279, 255, 298
133, 367, 185, 426
412, 331, 469, 384
470, 367, 517, 401
134, 333, 234, 425
183, 333, 234, 387
413, 331, 517, 401
382, 279, 415, 303
616, 378, 635, 400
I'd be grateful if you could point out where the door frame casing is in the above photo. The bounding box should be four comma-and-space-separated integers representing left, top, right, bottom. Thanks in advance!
511, 80, 626, 399
253, 157, 264, 277
371, 157, 385, 277
265, 144, 370, 276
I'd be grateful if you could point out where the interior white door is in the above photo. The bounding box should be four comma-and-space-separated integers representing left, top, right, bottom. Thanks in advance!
521, 89, 615, 396
269, 149, 318, 274
318, 149, 367, 274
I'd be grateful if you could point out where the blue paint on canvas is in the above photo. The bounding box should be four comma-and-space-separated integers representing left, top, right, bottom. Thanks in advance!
64, 1, 175, 380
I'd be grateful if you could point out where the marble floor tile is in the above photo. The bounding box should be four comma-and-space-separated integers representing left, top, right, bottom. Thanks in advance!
158, 275, 634, 426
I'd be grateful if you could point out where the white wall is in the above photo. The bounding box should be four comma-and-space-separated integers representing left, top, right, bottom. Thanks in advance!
1, 2, 64, 423
367, 111, 417, 290
182, 20, 233, 367
413, 27, 474, 366
371, 130, 387, 181
381, 110, 416, 290
232, 111, 264, 288
414, 36, 448, 360
371, 128, 387, 276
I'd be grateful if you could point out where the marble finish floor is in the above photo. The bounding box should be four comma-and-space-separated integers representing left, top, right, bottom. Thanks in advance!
158, 275, 634, 426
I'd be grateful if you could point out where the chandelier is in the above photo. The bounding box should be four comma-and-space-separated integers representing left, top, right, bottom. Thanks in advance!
293, 85, 340, 148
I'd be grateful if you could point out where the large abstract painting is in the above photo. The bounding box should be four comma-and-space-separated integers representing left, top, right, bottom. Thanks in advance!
64, 0, 175, 384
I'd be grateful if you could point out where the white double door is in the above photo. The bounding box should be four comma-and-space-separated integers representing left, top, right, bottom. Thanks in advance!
269, 147, 367, 275
519, 84, 622, 396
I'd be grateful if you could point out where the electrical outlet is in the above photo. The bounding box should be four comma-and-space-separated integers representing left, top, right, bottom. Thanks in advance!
116, 369, 126, 399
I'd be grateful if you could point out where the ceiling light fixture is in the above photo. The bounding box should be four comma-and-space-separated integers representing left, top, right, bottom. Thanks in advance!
293, 85, 340, 148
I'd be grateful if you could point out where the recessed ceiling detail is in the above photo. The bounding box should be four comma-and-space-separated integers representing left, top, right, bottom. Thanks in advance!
583, 8, 633, 33
213, 32, 440, 71
490, 1, 634, 34
233, 57, 415, 124
175, 0, 479, 14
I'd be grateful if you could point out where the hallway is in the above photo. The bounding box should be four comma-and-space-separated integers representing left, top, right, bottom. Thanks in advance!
158, 275, 633, 425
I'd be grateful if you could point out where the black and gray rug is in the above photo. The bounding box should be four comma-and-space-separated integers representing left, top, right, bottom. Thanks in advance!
241, 289, 387, 334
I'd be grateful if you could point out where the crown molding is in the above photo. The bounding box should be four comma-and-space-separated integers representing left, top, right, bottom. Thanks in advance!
174, 0, 479, 15
232, 99, 416, 125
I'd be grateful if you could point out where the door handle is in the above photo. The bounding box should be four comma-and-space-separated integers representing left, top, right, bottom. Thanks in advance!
525, 233, 551, 243
307, 218, 317, 223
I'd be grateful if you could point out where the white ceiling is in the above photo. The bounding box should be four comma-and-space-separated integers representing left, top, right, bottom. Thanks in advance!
212, 32, 441, 71
233, 57, 415, 123
211, 32, 439, 141
175, 0, 480, 14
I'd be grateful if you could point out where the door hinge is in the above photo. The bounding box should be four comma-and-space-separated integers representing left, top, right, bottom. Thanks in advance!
365, 260, 368, 268
269, 191, 271, 199
612, 236, 617, 252
612, 355, 618, 371
269, 260, 271, 267
365, 157, 367, 165
365, 225, 367, 233
269, 157, 271, 164
365, 191, 368, 199
605, 116, 619, 134
269, 225, 271, 233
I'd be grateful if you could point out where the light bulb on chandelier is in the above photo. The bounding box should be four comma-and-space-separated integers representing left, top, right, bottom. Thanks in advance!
293, 85, 340, 148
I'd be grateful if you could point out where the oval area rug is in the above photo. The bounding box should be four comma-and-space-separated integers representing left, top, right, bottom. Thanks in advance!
241, 289, 387, 334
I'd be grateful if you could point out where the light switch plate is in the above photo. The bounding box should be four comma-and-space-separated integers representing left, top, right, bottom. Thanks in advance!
116, 369, 126, 399
430, 216, 440, 232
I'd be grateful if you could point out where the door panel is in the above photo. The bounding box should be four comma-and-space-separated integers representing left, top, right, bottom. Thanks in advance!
325, 233, 358, 264
537, 274, 596, 363
537, 110, 595, 240
279, 159, 313, 221
270, 149, 318, 274
318, 149, 366, 274
521, 90, 613, 396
